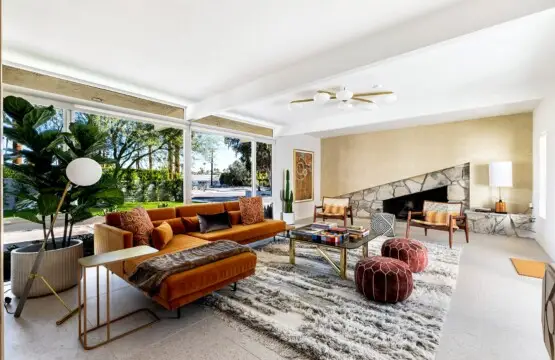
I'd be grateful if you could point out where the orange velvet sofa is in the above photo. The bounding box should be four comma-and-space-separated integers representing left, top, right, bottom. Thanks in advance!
94, 201, 285, 311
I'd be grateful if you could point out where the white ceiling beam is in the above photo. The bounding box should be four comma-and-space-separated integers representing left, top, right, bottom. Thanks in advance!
189, 0, 554, 120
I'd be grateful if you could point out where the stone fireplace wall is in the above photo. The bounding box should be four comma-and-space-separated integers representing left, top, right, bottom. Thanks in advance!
343, 163, 470, 218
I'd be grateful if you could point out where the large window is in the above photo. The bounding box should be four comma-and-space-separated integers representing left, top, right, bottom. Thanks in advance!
256, 142, 272, 197
191, 131, 252, 203
539, 132, 547, 219
74, 111, 184, 210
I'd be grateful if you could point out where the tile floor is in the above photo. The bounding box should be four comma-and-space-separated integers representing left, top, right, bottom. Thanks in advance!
3, 220, 551, 359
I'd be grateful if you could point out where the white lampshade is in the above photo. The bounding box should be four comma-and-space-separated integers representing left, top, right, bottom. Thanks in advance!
313, 92, 330, 104
489, 161, 513, 187
66, 158, 102, 186
382, 92, 398, 103
336, 88, 353, 101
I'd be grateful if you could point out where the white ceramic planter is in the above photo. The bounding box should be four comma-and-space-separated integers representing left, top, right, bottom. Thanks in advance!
282, 212, 295, 225
11, 240, 83, 298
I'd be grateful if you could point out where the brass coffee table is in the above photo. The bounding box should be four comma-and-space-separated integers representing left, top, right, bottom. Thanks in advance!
286, 226, 379, 279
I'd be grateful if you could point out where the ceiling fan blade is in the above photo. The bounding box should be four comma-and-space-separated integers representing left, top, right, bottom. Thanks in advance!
317, 90, 336, 96
290, 98, 314, 104
352, 97, 375, 103
353, 91, 394, 97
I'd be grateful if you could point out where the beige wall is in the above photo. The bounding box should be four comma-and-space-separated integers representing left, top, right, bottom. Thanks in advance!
322, 113, 533, 213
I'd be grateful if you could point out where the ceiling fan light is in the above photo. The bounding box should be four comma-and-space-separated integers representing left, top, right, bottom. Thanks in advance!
336, 88, 353, 101
362, 102, 379, 110
382, 92, 398, 103
313, 92, 330, 104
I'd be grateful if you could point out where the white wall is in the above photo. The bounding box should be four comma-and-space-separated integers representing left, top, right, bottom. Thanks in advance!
272, 134, 321, 221
533, 92, 555, 260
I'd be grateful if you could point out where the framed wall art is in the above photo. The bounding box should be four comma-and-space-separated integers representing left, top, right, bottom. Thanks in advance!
293, 149, 314, 202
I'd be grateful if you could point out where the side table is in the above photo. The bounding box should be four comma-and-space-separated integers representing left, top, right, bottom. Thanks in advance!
77, 245, 159, 350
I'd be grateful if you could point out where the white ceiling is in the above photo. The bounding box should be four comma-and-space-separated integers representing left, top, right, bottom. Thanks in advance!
3, 0, 555, 137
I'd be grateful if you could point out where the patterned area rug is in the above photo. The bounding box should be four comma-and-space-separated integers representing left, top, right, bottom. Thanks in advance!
204, 237, 461, 360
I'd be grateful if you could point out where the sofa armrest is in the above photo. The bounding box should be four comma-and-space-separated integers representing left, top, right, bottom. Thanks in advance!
94, 223, 133, 255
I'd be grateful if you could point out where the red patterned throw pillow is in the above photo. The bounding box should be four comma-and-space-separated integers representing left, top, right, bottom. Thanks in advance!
239, 196, 264, 225
120, 207, 154, 246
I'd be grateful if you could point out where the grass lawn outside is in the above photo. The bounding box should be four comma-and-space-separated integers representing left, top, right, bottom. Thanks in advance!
4, 201, 185, 220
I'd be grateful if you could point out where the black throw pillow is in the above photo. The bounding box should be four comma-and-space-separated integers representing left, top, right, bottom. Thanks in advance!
197, 211, 232, 234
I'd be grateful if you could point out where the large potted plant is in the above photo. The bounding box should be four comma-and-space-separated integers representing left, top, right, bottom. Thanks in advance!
3, 96, 124, 297
280, 169, 295, 225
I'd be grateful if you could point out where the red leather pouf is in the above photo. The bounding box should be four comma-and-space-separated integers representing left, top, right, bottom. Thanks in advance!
381, 238, 428, 273
355, 256, 413, 303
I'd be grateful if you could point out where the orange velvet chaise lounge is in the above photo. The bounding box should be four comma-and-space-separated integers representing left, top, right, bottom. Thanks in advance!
94, 201, 285, 313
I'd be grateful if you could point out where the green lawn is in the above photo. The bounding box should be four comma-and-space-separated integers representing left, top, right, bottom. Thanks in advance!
4, 201, 185, 220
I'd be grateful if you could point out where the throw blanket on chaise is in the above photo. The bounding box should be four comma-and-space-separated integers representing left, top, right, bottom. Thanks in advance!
128, 240, 254, 295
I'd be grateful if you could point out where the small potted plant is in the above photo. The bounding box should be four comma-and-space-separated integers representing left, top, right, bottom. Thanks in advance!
280, 169, 295, 224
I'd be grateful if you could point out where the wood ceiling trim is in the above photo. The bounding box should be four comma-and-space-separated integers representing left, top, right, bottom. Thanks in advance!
194, 115, 273, 137
2, 65, 184, 119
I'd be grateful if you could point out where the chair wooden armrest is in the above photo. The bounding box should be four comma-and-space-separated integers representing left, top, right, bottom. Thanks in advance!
453, 215, 466, 220
410, 211, 423, 216
315, 205, 323, 209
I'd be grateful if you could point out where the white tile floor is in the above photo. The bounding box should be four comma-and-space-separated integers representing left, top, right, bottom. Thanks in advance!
3, 221, 551, 359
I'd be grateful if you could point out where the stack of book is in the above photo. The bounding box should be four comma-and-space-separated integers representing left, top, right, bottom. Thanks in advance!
347, 225, 370, 239
311, 222, 337, 231
290, 225, 350, 245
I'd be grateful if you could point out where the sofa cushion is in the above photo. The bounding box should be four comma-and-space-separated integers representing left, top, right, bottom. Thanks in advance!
239, 196, 264, 225
198, 212, 231, 233
146, 207, 176, 221
152, 217, 186, 234
176, 203, 225, 217
223, 201, 240, 211
188, 219, 285, 243
182, 216, 200, 232
228, 210, 242, 225
124, 234, 209, 275
152, 222, 173, 250
120, 207, 154, 246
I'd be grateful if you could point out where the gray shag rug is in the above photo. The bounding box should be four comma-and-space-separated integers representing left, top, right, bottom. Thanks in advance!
204, 236, 461, 360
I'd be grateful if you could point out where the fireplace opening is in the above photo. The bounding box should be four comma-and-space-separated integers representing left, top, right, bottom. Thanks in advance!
383, 186, 448, 220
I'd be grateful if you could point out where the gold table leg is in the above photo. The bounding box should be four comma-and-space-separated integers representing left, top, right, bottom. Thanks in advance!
289, 239, 296, 265
78, 265, 160, 350
339, 249, 347, 279
362, 243, 368, 258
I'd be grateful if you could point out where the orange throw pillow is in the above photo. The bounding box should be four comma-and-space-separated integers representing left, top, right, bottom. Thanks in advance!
239, 196, 264, 225
120, 207, 154, 246
228, 210, 242, 225
151, 222, 173, 250
151, 217, 186, 234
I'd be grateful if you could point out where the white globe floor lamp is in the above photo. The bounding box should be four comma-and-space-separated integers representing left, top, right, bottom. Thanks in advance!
14, 158, 102, 320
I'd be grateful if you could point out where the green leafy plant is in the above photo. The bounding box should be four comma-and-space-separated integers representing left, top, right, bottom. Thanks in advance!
3, 96, 124, 248
280, 169, 294, 213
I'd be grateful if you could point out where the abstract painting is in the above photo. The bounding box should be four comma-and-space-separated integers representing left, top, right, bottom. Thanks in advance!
293, 149, 314, 202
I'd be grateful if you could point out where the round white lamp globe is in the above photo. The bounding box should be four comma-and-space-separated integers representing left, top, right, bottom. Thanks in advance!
336, 88, 353, 101
66, 158, 102, 186
313, 92, 330, 105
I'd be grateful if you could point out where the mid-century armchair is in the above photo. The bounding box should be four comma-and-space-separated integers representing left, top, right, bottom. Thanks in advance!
406, 200, 469, 248
313, 197, 354, 227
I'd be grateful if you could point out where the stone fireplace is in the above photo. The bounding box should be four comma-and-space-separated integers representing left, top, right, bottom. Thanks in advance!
343, 163, 470, 218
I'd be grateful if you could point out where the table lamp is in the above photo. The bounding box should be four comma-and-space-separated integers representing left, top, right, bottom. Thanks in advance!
14, 157, 102, 320
489, 161, 513, 214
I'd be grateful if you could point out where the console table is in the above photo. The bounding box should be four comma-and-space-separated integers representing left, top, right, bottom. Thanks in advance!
77, 245, 159, 350
465, 210, 535, 239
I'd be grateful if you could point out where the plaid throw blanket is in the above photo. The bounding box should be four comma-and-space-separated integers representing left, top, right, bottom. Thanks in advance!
128, 240, 254, 295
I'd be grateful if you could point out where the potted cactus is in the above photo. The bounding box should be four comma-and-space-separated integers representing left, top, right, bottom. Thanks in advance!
280, 169, 295, 224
